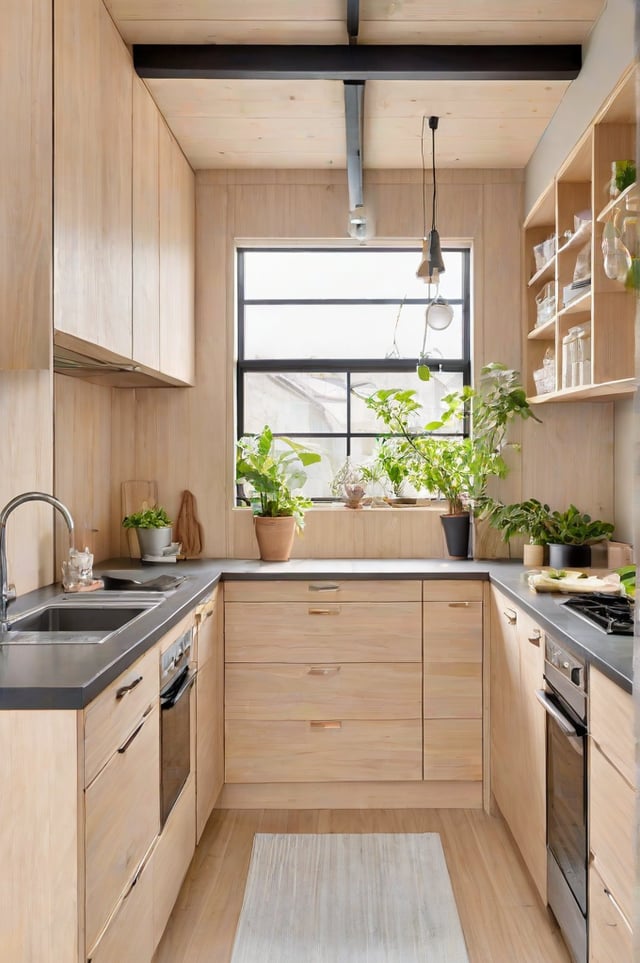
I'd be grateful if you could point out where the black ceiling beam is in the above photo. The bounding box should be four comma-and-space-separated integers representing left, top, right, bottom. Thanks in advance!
347, 0, 360, 45
133, 44, 581, 82
344, 81, 364, 211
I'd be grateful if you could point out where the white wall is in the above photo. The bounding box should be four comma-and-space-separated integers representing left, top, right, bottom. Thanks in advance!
525, 0, 636, 214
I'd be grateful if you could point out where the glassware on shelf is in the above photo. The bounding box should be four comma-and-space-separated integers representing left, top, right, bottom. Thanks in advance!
601, 217, 632, 281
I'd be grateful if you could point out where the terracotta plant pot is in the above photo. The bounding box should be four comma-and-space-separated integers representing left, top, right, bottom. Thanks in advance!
523, 543, 545, 567
440, 513, 470, 559
254, 515, 296, 561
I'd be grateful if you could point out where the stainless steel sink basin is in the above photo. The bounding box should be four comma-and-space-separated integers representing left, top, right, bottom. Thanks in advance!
2, 599, 160, 644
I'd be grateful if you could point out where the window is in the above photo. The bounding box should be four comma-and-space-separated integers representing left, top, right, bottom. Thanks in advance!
237, 247, 471, 499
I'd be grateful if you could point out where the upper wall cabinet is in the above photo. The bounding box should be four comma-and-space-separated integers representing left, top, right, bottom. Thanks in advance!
523, 66, 637, 406
1, 0, 52, 370
54, 0, 133, 360
54, 0, 195, 387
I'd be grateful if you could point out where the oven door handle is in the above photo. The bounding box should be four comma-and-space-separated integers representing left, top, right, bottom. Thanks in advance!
535, 689, 580, 737
161, 667, 196, 710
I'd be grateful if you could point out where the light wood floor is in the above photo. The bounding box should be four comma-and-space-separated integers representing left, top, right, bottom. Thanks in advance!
154, 808, 571, 963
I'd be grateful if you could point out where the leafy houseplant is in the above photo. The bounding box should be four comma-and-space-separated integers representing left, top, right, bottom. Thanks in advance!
482, 497, 552, 565
236, 425, 321, 560
122, 504, 173, 557
543, 505, 614, 568
364, 364, 539, 558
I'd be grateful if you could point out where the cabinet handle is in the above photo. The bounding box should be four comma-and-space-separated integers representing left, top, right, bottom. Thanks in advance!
117, 717, 146, 754
528, 629, 542, 646
503, 609, 517, 625
308, 607, 340, 615
310, 720, 342, 729
603, 888, 633, 931
308, 665, 341, 676
309, 583, 340, 592
115, 675, 142, 700
448, 601, 470, 608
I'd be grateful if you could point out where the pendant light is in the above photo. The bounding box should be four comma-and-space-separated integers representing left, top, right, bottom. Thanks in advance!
416, 116, 446, 282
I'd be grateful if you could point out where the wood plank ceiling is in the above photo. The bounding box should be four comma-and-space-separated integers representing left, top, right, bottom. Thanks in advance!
105, 0, 605, 170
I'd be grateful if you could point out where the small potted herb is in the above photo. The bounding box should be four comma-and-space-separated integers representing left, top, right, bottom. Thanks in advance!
481, 497, 552, 566
542, 505, 614, 568
122, 504, 173, 557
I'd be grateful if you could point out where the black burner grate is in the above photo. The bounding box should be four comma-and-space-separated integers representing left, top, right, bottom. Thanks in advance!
561, 593, 635, 635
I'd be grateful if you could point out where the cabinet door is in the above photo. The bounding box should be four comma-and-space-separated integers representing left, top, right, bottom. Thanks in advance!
1, 0, 51, 370
489, 589, 522, 835
132, 76, 160, 370
589, 863, 633, 963
196, 597, 224, 840
87, 847, 154, 963
159, 120, 195, 384
54, 0, 132, 359
152, 775, 196, 948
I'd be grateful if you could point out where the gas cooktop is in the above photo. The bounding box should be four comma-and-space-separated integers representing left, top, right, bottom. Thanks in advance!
560, 593, 635, 636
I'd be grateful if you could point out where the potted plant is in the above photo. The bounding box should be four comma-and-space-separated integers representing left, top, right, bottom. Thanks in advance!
365, 364, 539, 558
481, 497, 552, 566
122, 504, 173, 557
542, 505, 614, 568
236, 425, 321, 561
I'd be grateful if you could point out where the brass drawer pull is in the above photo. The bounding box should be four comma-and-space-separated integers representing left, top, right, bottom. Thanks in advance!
528, 629, 542, 647
310, 720, 342, 730
448, 601, 470, 608
115, 675, 143, 700
503, 609, 517, 625
308, 607, 340, 615
309, 583, 340, 592
308, 666, 341, 676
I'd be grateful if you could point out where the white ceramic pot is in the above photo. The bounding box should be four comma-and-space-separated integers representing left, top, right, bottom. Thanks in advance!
136, 526, 172, 557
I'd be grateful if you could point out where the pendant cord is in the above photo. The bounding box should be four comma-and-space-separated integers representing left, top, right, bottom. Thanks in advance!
420, 116, 427, 238
431, 122, 437, 232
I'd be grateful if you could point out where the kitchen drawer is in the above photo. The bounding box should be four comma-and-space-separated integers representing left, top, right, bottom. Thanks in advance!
225, 662, 422, 720
86, 844, 154, 963
590, 741, 635, 924
423, 601, 483, 662
225, 602, 421, 662
423, 580, 484, 602
225, 719, 422, 783
424, 663, 482, 718
85, 705, 160, 952
84, 645, 158, 787
224, 579, 421, 603
589, 863, 633, 962
423, 719, 482, 781
590, 667, 634, 787
151, 775, 196, 948
195, 587, 221, 668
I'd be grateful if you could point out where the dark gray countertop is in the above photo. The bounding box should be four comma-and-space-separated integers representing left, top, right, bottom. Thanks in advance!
0, 558, 632, 708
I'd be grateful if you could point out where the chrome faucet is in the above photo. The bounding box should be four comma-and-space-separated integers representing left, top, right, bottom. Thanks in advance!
0, 492, 75, 630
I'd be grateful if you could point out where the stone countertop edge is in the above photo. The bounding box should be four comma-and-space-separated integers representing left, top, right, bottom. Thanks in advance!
0, 558, 632, 709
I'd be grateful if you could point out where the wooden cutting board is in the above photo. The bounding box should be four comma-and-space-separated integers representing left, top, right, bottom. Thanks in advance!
121, 480, 158, 559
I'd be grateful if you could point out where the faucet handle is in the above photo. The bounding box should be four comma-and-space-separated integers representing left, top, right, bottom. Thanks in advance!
6, 584, 16, 602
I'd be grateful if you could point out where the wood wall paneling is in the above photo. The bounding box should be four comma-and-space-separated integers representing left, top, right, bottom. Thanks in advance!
0, 0, 52, 370
132, 77, 161, 371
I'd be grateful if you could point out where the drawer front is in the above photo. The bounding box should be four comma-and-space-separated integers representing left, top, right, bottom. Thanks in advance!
225, 663, 422, 720
225, 602, 421, 662
423, 719, 482, 781
152, 775, 196, 948
224, 579, 422, 603
424, 601, 483, 662
589, 864, 633, 963
87, 849, 154, 963
84, 645, 158, 787
424, 663, 482, 718
225, 719, 422, 783
423, 580, 484, 602
85, 706, 160, 952
590, 742, 635, 923
590, 667, 634, 787
195, 586, 222, 668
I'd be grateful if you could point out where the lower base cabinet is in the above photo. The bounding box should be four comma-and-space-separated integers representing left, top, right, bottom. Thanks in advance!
152, 776, 196, 946
588, 864, 633, 963
87, 846, 155, 963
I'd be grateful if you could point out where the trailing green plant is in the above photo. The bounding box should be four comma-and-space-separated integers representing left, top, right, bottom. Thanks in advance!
363, 364, 539, 514
365, 437, 414, 497
236, 425, 321, 531
122, 505, 172, 529
542, 505, 614, 546
481, 497, 553, 546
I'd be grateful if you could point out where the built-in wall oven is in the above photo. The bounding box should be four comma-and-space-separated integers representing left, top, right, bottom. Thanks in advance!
160, 625, 196, 828
536, 636, 588, 963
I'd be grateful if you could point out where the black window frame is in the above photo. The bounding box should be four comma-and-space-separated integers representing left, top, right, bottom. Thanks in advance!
236, 245, 472, 500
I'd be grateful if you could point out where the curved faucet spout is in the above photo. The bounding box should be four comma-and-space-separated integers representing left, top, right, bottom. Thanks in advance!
0, 492, 75, 630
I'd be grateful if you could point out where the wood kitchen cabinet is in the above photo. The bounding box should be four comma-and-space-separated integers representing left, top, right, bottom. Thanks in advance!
589, 667, 636, 961
423, 581, 483, 795
54, 0, 133, 360
490, 587, 547, 902
195, 586, 224, 841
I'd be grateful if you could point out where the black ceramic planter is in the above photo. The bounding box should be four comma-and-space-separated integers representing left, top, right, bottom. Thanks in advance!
548, 543, 592, 568
441, 513, 471, 559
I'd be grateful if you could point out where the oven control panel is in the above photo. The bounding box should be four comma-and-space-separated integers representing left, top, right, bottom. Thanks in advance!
161, 627, 193, 685
545, 636, 586, 691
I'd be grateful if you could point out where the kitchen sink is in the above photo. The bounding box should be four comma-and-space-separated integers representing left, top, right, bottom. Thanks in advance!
2, 599, 159, 644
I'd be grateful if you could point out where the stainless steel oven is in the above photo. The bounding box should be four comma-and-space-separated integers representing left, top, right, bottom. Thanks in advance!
536, 636, 588, 963
160, 626, 196, 828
